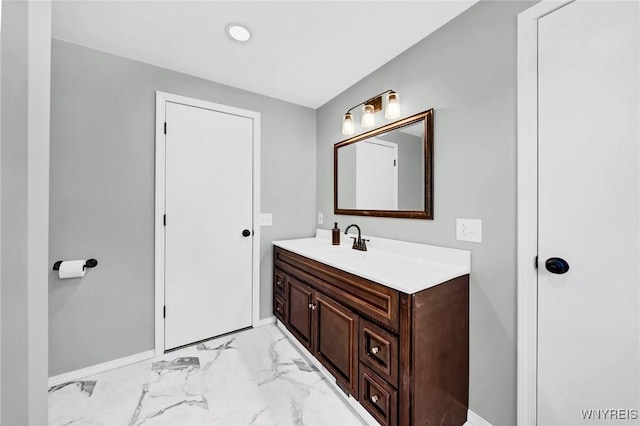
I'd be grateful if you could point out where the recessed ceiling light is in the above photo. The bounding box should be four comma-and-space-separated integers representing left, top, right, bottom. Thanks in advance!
226, 24, 251, 43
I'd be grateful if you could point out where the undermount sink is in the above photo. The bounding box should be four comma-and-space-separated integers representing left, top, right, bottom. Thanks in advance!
272, 229, 470, 294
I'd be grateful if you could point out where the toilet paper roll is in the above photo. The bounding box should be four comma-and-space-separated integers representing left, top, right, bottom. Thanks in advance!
58, 260, 87, 279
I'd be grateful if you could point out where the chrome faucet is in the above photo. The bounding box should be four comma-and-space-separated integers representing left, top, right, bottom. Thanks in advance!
344, 224, 368, 251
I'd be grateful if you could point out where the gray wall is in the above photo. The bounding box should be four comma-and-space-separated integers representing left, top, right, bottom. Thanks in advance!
49, 40, 316, 376
1, 1, 51, 424
316, 2, 534, 425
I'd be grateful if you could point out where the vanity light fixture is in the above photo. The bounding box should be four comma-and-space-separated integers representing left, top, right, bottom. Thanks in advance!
226, 23, 252, 43
361, 105, 376, 128
385, 91, 400, 119
341, 112, 355, 135
341, 90, 400, 135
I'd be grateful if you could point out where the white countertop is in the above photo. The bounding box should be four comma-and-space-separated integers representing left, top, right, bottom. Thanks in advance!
273, 229, 470, 294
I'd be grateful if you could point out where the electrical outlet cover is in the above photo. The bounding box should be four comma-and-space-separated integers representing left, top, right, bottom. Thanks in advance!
260, 213, 272, 227
456, 218, 482, 243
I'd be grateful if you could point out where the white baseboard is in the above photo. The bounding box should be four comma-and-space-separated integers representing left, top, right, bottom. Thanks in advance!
48, 350, 155, 387
253, 316, 276, 328
465, 409, 493, 426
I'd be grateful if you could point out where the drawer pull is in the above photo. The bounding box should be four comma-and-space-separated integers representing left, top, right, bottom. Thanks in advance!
371, 394, 379, 404
370, 346, 380, 354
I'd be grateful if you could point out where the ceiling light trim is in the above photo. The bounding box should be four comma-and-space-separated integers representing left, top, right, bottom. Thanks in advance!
226, 23, 252, 43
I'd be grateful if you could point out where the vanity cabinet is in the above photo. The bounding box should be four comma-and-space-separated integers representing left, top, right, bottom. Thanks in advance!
273, 246, 469, 426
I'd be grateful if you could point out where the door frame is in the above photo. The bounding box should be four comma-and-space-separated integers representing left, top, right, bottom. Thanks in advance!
516, 1, 573, 424
154, 91, 261, 355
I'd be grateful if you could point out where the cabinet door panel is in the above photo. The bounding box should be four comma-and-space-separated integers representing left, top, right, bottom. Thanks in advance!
287, 277, 313, 351
315, 293, 359, 398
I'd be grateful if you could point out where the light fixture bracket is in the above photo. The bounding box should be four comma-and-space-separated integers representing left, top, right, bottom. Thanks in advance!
365, 95, 383, 113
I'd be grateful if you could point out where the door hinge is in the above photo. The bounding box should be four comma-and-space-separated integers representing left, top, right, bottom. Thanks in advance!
164, 122, 167, 135
534, 256, 538, 269
163, 214, 166, 226
163, 306, 166, 318
394, 159, 397, 166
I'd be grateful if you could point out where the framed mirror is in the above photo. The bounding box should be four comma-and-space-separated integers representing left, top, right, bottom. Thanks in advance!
334, 109, 433, 219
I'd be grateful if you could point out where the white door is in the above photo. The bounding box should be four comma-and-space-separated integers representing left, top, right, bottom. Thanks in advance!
356, 139, 398, 210
537, 1, 639, 424
164, 101, 253, 350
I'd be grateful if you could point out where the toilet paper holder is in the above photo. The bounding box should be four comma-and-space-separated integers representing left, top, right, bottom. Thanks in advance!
53, 258, 98, 271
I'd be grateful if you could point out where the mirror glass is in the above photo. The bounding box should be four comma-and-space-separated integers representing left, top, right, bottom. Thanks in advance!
334, 110, 433, 219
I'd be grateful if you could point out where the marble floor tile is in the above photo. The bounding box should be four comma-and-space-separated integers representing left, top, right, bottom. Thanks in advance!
49, 324, 366, 426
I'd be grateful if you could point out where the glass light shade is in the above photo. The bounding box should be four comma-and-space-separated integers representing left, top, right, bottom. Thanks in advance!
342, 112, 355, 135
385, 91, 400, 119
361, 104, 375, 128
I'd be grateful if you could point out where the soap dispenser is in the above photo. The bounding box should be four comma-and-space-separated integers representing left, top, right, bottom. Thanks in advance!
332, 222, 340, 245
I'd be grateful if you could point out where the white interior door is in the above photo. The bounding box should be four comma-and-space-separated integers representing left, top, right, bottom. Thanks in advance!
355, 139, 398, 210
164, 101, 253, 350
537, 1, 639, 424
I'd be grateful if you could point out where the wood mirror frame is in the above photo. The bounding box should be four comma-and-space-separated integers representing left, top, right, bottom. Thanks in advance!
334, 109, 433, 219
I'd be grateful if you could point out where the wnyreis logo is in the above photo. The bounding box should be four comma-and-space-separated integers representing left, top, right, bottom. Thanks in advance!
581, 409, 638, 421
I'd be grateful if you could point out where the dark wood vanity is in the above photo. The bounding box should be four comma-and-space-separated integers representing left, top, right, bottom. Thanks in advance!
273, 246, 469, 426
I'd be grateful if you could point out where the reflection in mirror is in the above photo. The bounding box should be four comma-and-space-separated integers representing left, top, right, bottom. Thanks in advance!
334, 110, 433, 219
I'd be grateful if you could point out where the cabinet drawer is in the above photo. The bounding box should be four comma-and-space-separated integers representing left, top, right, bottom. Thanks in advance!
274, 269, 287, 298
274, 295, 286, 322
359, 364, 397, 426
359, 319, 398, 388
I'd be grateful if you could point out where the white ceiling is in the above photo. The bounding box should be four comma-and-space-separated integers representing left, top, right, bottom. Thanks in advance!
52, 1, 478, 109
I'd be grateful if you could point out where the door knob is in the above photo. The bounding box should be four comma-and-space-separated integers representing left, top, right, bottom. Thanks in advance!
242, 229, 251, 237
545, 257, 570, 274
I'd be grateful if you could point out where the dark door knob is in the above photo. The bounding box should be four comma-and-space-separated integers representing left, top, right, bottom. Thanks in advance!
545, 257, 570, 274
242, 229, 251, 237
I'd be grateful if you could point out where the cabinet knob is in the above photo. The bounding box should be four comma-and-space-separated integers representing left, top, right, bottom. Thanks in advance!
308, 303, 317, 310
370, 346, 380, 354
371, 394, 379, 404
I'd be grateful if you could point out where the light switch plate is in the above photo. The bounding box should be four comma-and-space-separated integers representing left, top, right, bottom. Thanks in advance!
456, 218, 482, 243
260, 213, 272, 227
317, 213, 324, 225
